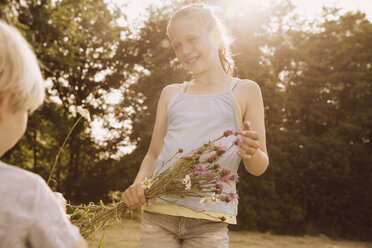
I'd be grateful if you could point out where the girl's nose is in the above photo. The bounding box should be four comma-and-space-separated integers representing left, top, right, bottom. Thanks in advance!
182, 43, 193, 55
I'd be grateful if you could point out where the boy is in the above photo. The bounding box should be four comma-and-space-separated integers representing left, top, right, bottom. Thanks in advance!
0, 20, 87, 248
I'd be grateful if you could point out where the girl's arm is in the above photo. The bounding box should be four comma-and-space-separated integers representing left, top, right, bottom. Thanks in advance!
237, 80, 269, 176
122, 84, 179, 209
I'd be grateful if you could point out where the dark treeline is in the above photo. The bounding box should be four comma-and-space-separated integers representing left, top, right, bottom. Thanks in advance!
1, 0, 371, 240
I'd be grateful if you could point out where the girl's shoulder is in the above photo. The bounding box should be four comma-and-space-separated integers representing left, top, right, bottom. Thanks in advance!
163, 83, 183, 92
159, 83, 184, 104
233, 79, 263, 104
161, 83, 183, 96
234, 78, 262, 95
236, 78, 260, 89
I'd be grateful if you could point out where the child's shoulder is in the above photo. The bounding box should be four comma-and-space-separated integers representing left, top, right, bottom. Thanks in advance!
157, 83, 184, 104
236, 78, 260, 89
163, 83, 183, 91
234, 79, 263, 101
160, 83, 183, 97
0, 161, 44, 193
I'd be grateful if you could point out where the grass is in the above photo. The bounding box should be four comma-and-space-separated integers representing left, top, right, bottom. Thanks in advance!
87, 220, 372, 248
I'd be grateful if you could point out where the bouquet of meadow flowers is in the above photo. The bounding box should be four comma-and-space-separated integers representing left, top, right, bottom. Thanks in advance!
69, 129, 242, 238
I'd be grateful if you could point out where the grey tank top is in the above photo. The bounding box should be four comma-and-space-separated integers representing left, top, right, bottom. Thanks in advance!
153, 78, 242, 215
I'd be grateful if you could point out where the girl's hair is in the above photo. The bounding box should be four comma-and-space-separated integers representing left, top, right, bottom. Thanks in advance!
167, 3, 234, 75
0, 20, 45, 114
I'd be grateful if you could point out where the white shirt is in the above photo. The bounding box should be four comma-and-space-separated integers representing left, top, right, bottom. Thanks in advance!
0, 161, 80, 248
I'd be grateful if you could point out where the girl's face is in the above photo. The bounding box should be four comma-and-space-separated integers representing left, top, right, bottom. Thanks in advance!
168, 17, 220, 74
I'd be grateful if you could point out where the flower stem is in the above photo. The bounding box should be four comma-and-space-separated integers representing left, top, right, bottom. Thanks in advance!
47, 116, 82, 185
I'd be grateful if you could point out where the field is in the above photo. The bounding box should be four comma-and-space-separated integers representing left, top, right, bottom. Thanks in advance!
87, 221, 372, 248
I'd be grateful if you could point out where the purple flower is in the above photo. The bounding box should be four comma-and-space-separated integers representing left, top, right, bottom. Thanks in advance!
216, 183, 224, 190
227, 189, 239, 200
223, 129, 233, 137
228, 173, 239, 183
207, 156, 217, 163
193, 163, 204, 171
193, 163, 205, 175
234, 135, 243, 147
221, 175, 229, 182
223, 195, 231, 202
204, 171, 213, 178
219, 167, 231, 177
216, 141, 227, 155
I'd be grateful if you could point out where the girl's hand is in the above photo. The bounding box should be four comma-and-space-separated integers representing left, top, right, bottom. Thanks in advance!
121, 183, 155, 209
237, 121, 260, 160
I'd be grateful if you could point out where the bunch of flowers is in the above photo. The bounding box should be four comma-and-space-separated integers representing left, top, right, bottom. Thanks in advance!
69, 129, 242, 238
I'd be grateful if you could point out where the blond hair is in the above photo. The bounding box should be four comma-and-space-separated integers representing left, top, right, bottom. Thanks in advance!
167, 3, 234, 75
0, 20, 45, 114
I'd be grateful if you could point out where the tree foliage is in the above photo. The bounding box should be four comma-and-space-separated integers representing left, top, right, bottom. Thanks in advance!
1, 0, 371, 240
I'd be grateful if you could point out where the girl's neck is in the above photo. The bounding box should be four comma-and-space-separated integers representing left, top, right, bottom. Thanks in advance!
192, 64, 232, 86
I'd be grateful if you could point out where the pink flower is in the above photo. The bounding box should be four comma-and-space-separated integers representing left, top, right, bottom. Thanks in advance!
193, 163, 205, 175
204, 170, 213, 178
216, 141, 227, 155
221, 175, 229, 182
234, 135, 243, 147
223, 195, 231, 202
227, 189, 239, 200
228, 173, 239, 183
216, 183, 224, 190
219, 167, 231, 177
193, 163, 204, 171
223, 129, 233, 137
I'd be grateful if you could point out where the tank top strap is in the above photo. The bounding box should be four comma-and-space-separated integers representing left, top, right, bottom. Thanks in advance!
180, 81, 189, 93
228, 78, 240, 91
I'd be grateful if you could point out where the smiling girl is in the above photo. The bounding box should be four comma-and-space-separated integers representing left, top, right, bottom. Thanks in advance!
122, 3, 269, 247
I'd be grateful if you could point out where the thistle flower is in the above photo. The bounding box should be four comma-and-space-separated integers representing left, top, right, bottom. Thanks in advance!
215, 141, 227, 155
204, 170, 213, 178
234, 135, 243, 147
227, 190, 239, 200
70, 128, 242, 238
193, 163, 205, 175
224, 129, 233, 137
221, 176, 229, 183
228, 173, 239, 183
216, 183, 224, 190
224, 195, 232, 202
219, 167, 231, 177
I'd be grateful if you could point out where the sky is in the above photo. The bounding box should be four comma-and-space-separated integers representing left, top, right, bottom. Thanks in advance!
117, 0, 372, 22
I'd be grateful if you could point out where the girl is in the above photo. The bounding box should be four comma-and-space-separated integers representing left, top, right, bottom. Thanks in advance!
122, 3, 269, 248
